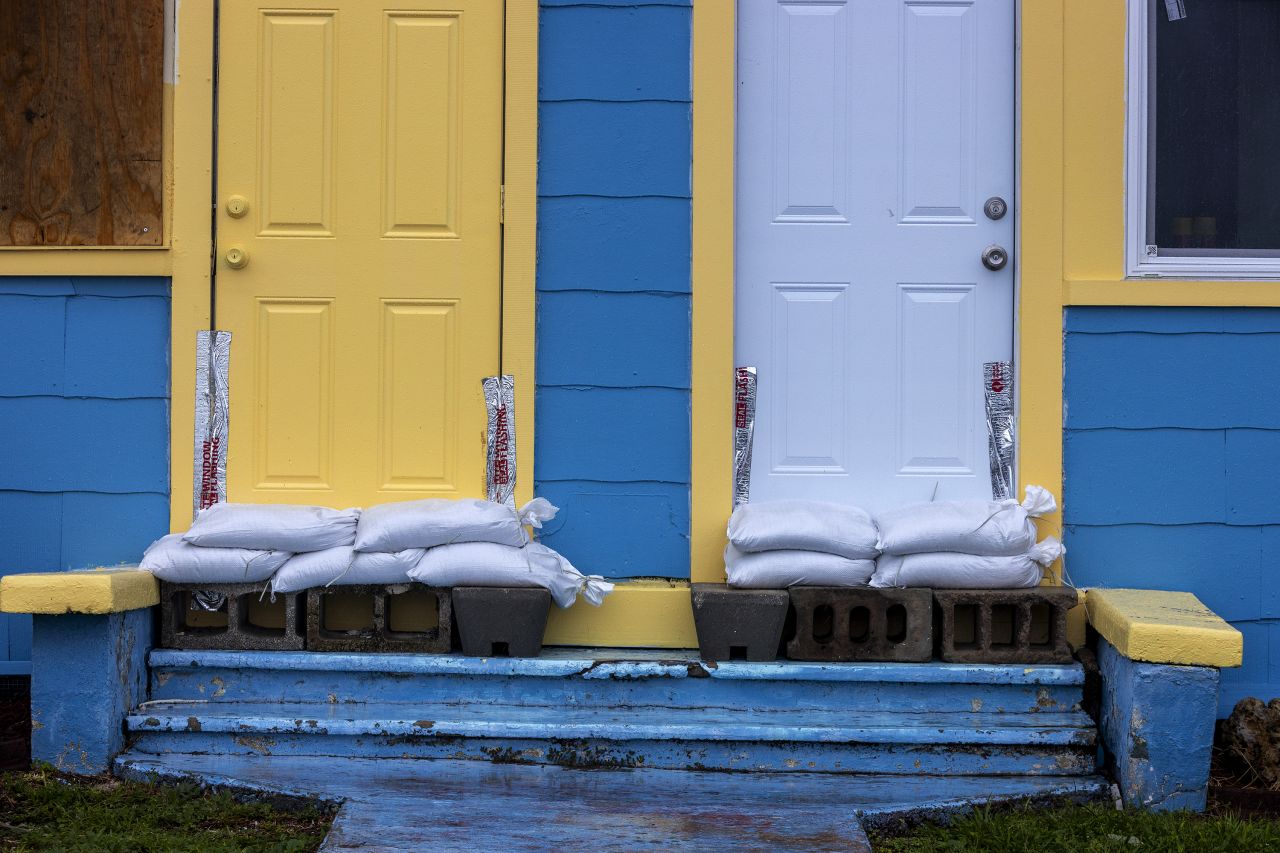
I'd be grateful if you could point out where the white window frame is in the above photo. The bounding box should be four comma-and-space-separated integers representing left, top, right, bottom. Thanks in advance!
1126, 0, 1280, 280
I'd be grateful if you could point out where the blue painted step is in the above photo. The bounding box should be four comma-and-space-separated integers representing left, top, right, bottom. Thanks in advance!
147, 648, 1086, 714
113, 753, 1109, 852
132, 649, 1097, 777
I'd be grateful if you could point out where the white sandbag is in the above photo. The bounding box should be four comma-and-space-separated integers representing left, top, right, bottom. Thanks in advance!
407, 542, 612, 608
726, 500, 879, 560
869, 537, 1065, 590
140, 533, 291, 583
874, 485, 1057, 556
354, 497, 557, 553
183, 503, 359, 552
724, 544, 875, 589
269, 546, 427, 593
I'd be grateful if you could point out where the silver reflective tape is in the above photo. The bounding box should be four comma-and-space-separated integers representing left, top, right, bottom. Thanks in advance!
483, 374, 517, 509
191, 590, 227, 612
983, 361, 1015, 501
194, 330, 231, 518
732, 366, 757, 507
1164, 0, 1187, 21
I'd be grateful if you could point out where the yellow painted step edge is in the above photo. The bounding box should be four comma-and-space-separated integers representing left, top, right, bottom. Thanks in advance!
0, 568, 159, 615
545, 581, 696, 649
1085, 588, 1243, 669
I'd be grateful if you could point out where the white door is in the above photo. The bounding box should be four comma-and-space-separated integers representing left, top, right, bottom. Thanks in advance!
736, 0, 1015, 513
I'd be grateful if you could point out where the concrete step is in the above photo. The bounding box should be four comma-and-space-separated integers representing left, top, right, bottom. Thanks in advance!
127, 699, 1097, 776
113, 752, 1111, 852
147, 648, 1086, 715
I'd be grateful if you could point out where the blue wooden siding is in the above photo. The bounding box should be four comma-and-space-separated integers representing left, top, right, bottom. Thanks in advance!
535, 0, 692, 577
1064, 307, 1280, 714
0, 277, 170, 671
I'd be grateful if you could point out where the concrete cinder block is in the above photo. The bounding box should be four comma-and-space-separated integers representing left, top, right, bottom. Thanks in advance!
787, 588, 933, 663
160, 582, 305, 651
1097, 637, 1219, 811
452, 587, 552, 658
690, 583, 789, 662
307, 584, 451, 653
933, 588, 1076, 664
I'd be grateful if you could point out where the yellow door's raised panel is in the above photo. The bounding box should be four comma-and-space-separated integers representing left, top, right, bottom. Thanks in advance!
218, 0, 502, 508
383, 13, 460, 238
379, 300, 458, 491
258, 11, 336, 236
254, 299, 334, 489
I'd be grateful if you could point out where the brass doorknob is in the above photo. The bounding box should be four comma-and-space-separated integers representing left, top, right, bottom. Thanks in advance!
225, 247, 249, 269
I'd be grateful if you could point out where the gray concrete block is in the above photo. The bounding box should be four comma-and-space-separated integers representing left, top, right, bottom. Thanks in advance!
933, 588, 1076, 664
160, 582, 305, 651
787, 587, 933, 662
691, 583, 789, 662
451, 587, 551, 657
307, 584, 451, 653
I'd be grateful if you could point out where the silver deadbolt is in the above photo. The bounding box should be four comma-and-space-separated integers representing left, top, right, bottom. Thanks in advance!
984, 196, 1008, 220
982, 245, 1009, 271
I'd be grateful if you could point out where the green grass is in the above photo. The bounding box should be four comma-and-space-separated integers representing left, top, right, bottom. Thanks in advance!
870, 802, 1280, 853
0, 765, 332, 852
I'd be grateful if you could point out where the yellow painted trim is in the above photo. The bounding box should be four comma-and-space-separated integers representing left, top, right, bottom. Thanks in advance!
545, 581, 696, 649
169, 0, 215, 530
503, 2, 538, 509
0, 249, 172, 278
1017, 2, 1066, 579
0, 569, 159, 615
1085, 588, 1243, 668
689, 0, 735, 584
1066, 280, 1280, 307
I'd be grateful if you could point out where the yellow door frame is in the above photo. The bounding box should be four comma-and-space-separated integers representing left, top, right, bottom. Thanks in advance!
169, 1, 537, 530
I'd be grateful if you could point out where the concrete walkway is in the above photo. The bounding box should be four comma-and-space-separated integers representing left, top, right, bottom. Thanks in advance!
116, 753, 1107, 851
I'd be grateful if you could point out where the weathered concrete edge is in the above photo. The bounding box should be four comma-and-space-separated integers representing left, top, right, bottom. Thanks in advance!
856, 777, 1110, 831
1, 567, 158, 615
1085, 588, 1243, 668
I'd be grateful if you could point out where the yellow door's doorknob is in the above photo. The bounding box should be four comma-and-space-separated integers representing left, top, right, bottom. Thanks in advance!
225, 247, 249, 269
225, 195, 250, 218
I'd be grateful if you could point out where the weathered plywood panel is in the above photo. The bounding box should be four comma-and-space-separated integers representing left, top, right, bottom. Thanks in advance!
0, 1, 163, 246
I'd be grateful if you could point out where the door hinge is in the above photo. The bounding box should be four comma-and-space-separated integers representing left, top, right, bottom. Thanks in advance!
499, 185, 505, 224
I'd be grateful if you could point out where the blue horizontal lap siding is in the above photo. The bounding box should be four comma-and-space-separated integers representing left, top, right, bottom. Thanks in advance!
536, 1, 692, 577
0, 277, 171, 669
1064, 307, 1280, 714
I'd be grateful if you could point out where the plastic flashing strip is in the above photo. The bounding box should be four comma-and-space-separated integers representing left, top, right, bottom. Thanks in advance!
194, 330, 231, 518
483, 374, 517, 510
984, 360, 1015, 501
732, 366, 757, 507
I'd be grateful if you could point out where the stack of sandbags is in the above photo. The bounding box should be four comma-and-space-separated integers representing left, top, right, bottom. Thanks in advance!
724, 500, 879, 588
140, 503, 359, 584
869, 486, 1063, 589
356, 497, 612, 608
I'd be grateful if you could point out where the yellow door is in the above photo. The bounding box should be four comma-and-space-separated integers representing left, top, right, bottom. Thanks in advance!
215, 0, 503, 507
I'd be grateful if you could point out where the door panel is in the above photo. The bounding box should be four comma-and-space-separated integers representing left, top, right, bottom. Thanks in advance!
737, 0, 1015, 513
217, 0, 502, 506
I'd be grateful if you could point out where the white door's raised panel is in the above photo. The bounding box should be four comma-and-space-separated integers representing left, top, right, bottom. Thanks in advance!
899, 1, 977, 224
772, 1, 849, 223
896, 284, 975, 474
769, 283, 850, 473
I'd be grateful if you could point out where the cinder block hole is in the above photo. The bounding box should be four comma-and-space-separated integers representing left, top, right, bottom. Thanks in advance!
180, 591, 228, 631
952, 604, 979, 649
812, 604, 834, 643
990, 604, 1018, 647
885, 604, 908, 644
490, 642, 511, 657
779, 605, 797, 656
1028, 603, 1053, 647
848, 606, 870, 643
729, 645, 750, 661
321, 592, 375, 633
240, 595, 289, 637
388, 589, 440, 633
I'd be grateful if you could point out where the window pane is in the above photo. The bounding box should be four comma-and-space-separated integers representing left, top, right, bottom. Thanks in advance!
1152, 0, 1280, 254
